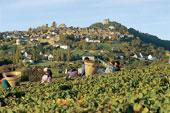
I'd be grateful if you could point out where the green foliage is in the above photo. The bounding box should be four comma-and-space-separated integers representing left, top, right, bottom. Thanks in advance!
0, 63, 170, 112
128, 28, 170, 50
31, 46, 42, 62
90, 21, 128, 34
13, 46, 21, 65
53, 49, 67, 61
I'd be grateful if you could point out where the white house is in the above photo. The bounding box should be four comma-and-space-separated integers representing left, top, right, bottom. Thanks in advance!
23, 52, 28, 58
52, 32, 56, 35
39, 52, 43, 55
109, 26, 115, 30
85, 38, 100, 43
132, 54, 138, 59
28, 60, 34, 64
46, 36, 51, 39
48, 54, 54, 60
44, 54, 48, 58
53, 44, 60, 48
30, 38, 34, 42
85, 38, 90, 42
60, 45, 69, 50
127, 34, 134, 38
93, 40, 100, 43
21, 50, 25, 53
6, 36, 11, 39
119, 56, 124, 60
148, 55, 156, 61
22, 59, 34, 64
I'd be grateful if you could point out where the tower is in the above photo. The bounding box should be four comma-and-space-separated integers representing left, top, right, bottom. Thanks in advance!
102, 18, 110, 25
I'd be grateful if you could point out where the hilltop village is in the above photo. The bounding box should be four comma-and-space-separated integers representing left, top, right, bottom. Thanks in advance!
0, 19, 164, 67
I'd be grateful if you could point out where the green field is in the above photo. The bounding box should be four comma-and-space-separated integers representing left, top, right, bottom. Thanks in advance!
0, 63, 170, 113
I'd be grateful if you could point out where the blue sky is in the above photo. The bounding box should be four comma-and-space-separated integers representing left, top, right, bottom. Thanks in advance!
0, 0, 170, 40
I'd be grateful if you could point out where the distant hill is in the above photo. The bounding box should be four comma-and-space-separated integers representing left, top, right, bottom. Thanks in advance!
90, 20, 170, 50
128, 28, 170, 50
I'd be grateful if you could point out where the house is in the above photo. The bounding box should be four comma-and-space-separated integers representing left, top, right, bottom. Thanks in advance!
93, 40, 100, 43
132, 54, 138, 59
44, 54, 48, 58
51, 32, 56, 35
39, 52, 43, 55
127, 34, 134, 38
85, 38, 90, 42
22, 59, 34, 64
109, 26, 115, 30
108, 36, 112, 39
28, 60, 34, 64
6, 35, 11, 39
30, 38, 34, 42
23, 52, 28, 58
148, 55, 156, 61
48, 54, 54, 60
85, 38, 100, 43
60, 45, 69, 50
53, 44, 60, 48
46, 36, 51, 39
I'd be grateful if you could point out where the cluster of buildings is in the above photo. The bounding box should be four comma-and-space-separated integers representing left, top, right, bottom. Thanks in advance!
0, 19, 161, 64
131, 53, 156, 61
0, 19, 135, 48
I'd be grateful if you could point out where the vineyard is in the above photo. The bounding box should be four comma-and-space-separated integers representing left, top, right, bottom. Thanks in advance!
0, 63, 170, 113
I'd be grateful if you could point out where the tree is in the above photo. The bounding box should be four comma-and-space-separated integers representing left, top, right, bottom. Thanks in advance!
67, 48, 72, 62
31, 46, 41, 62
131, 38, 141, 47
13, 45, 21, 65
53, 49, 67, 61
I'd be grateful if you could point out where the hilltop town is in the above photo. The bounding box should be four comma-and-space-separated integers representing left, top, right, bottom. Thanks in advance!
1, 19, 168, 66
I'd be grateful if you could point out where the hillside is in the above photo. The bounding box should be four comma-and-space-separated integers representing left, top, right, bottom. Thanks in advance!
128, 28, 170, 50
90, 19, 170, 50
90, 20, 128, 34
0, 63, 170, 112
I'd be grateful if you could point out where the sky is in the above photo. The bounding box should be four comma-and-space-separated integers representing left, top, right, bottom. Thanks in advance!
0, 0, 170, 40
